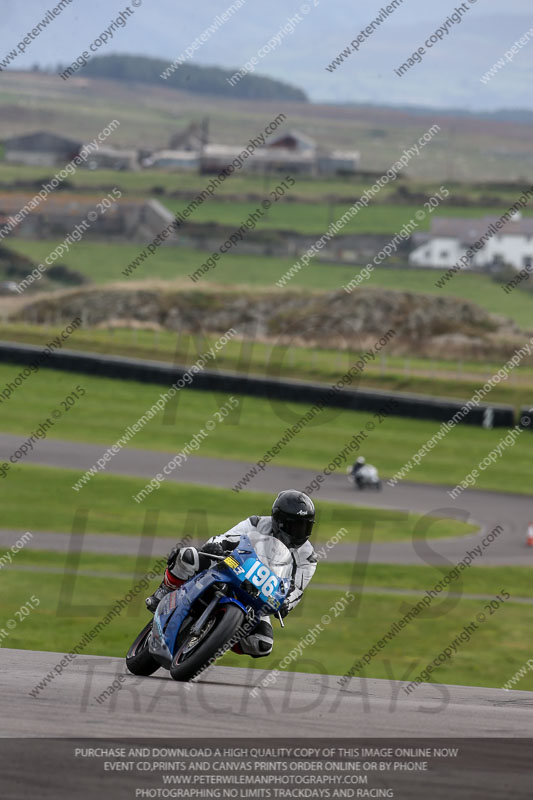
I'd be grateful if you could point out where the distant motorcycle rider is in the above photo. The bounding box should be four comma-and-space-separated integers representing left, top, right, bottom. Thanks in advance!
146, 490, 317, 658
351, 456, 366, 476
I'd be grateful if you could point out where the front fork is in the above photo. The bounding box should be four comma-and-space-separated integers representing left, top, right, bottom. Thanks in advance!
189, 590, 225, 636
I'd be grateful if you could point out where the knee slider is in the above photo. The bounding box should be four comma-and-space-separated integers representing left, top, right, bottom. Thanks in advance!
256, 638, 273, 654
241, 619, 274, 658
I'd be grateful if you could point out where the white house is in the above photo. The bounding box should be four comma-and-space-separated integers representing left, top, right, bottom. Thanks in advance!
409, 213, 533, 271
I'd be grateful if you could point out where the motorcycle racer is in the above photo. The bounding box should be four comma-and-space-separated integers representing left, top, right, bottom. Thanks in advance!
145, 490, 317, 658
351, 456, 366, 476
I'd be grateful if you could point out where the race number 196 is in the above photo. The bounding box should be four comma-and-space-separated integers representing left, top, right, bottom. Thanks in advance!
243, 559, 279, 597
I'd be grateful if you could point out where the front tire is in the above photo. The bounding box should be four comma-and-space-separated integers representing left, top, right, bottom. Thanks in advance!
126, 620, 160, 676
169, 604, 244, 682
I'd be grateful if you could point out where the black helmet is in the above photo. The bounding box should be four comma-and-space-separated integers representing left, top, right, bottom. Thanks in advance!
271, 490, 315, 548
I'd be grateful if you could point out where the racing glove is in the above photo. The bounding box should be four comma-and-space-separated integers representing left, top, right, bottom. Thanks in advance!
199, 539, 235, 569
198, 541, 228, 571
279, 599, 291, 619
202, 542, 226, 557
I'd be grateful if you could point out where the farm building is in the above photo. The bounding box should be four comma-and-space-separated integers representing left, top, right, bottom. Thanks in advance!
0, 193, 174, 243
3, 131, 82, 167
143, 150, 200, 171
81, 146, 139, 171
266, 130, 316, 153
200, 143, 316, 175
198, 129, 359, 176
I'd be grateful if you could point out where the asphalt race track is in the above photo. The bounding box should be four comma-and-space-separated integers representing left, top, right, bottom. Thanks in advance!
3, 648, 533, 799
1, 432, 532, 565
3, 648, 533, 738
2, 433, 533, 756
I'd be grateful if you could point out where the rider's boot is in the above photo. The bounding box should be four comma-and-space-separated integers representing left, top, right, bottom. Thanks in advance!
145, 569, 185, 613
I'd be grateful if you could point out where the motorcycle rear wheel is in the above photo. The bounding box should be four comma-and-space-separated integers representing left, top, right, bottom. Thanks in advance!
169, 604, 244, 682
126, 620, 160, 676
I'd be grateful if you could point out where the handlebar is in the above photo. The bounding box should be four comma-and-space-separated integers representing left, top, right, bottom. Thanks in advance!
197, 550, 227, 562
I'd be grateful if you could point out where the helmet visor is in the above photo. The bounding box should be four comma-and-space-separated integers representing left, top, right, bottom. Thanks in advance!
276, 515, 314, 547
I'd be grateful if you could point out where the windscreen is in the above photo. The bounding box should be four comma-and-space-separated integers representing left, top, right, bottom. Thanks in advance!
246, 531, 293, 579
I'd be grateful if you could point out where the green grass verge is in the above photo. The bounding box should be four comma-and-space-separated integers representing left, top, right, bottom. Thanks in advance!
0, 364, 531, 495
6, 549, 158, 575
2, 556, 531, 690
1, 464, 475, 542
317, 562, 533, 598
225, 590, 532, 691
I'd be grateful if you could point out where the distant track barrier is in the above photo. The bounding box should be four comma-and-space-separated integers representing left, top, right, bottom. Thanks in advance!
0, 341, 519, 427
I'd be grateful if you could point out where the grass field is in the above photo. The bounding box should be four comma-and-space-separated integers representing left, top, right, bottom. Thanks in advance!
161, 199, 533, 236
2, 323, 533, 409
9, 239, 533, 331
2, 553, 531, 690
1, 162, 531, 204
2, 464, 476, 541
0, 364, 531, 495
0, 164, 401, 201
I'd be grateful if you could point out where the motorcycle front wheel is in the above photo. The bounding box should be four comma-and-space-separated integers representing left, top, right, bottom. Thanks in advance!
169, 603, 244, 682
126, 620, 160, 676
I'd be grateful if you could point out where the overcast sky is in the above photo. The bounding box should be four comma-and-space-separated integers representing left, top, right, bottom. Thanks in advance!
2, 0, 532, 111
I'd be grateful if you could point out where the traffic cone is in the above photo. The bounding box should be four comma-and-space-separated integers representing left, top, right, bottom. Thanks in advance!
527, 523, 533, 547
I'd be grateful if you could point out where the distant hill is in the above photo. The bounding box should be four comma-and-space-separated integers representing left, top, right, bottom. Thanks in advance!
4, 2, 533, 109
1, 70, 532, 181
75, 54, 308, 103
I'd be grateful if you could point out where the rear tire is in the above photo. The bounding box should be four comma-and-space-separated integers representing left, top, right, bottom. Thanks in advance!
126, 620, 160, 676
170, 604, 244, 682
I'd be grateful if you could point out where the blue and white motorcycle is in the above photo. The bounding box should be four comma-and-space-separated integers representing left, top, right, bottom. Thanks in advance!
126, 531, 292, 682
